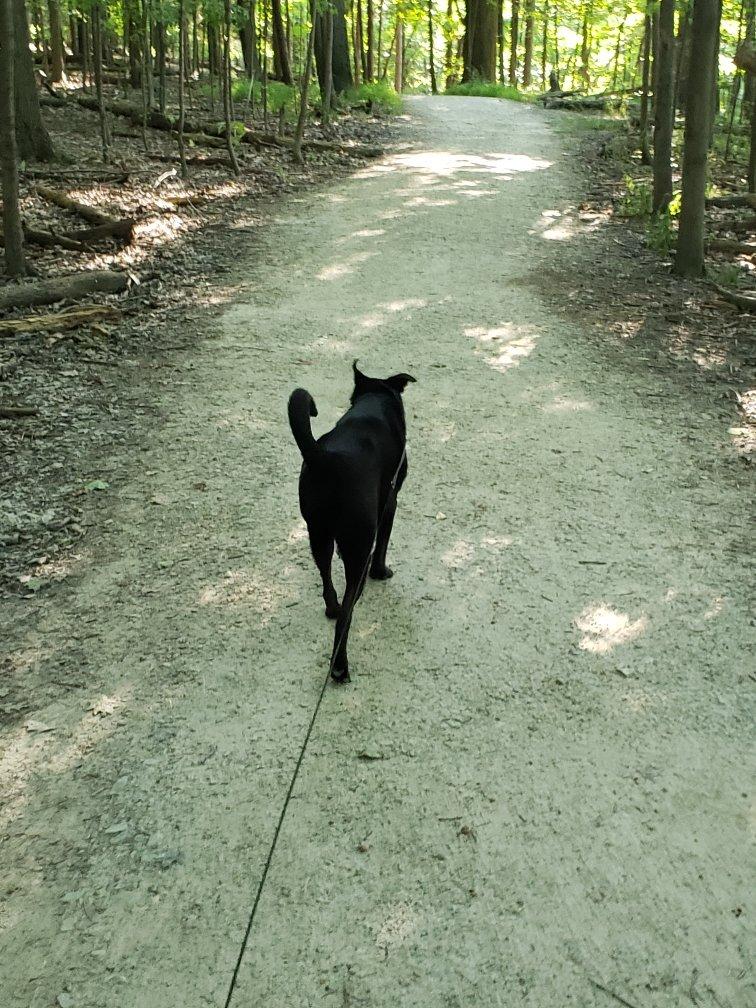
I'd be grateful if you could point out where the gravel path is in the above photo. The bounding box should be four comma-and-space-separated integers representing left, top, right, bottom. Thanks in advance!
1, 96, 753, 1008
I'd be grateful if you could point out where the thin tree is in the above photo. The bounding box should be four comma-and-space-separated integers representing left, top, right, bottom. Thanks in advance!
1, 0, 26, 276
223, 0, 240, 175
292, 0, 316, 163
395, 13, 403, 91
92, 2, 111, 163
366, 0, 374, 79
322, 2, 334, 131
427, 0, 438, 93
510, 0, 520, 86
178, 0, 188, 178
639, 9, 652, 164
47, 0, 65, 81
271, 0, 293, 82
676, 0, 721, 277
652, 0, 675, 211
523, 0, 534, 86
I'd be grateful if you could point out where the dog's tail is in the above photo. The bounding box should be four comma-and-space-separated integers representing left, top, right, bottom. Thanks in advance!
288, 388, 318, 461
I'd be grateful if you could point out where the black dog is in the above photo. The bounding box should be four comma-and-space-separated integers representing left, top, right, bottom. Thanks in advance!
288, 362, 415, 682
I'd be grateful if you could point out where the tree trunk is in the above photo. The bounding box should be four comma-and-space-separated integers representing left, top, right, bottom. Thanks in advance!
177, 0, 187, 177
271, 0, 293, 83
749, 87, 756, 191
464, 0, 497, 82
676, 0, 721, 277
47, 0, 65, 82
223, 0, 239, 174
675, 7, 691, 113
238, 0, 258, 78
509, 0, 520, 86
394, 15, 403, 91
366, 0, 374, 80
1, 0, 26, 276
523, 0, 534, 87
541, 0, 548, 89
126, 1, 141, 88
12, 0, 54, 160
292, 0, 315, 162
580, 3, 591, 87
92, 2, 110, 162
639, 10, 651, 165
322, 6, 333, 128
428, 0, 438, 93
332, 0, 353, 92
652, 0, 675, 211
356, 0, 367, 81
155, 20, 167, 111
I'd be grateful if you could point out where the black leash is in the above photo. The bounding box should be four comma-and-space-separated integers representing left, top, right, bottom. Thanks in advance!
223, 447, 406, 1007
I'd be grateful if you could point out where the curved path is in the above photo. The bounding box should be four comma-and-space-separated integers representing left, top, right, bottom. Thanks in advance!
2, 97, 753, 1008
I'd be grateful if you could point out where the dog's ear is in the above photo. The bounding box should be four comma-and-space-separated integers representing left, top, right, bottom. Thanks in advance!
385, 372, 417, 394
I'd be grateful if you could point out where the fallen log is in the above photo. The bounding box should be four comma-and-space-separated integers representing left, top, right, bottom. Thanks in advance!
0, 270, 129, 312
21, 167, 130, 183
707, 238, 756, 256
710, 283, 756, 313
36, 186, 135, 243
0, 405, 38, 418
0, 305, 118, 336
39, 93, 383, 159
0, 226, 85, 252
706, 193, 756, 209
543, 95, 623, 111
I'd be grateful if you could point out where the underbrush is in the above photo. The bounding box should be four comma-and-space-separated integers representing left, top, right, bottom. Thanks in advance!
445, 81, 529, 103
344, 81, 403, 113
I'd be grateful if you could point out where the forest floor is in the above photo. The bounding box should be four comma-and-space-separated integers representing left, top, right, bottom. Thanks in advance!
1, 95, 754, 1007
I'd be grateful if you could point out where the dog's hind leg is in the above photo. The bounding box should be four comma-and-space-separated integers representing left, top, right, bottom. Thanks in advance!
308, 527, 340, 619
330, 542, 372, 683
370, 457, 407, 581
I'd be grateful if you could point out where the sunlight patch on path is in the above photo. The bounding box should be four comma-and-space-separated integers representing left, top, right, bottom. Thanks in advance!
575, 605, 648, 655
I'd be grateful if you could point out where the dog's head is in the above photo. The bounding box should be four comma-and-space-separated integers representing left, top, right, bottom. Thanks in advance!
350, 361, 416, 403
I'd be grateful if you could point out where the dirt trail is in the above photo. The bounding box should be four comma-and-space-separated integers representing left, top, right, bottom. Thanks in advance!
2, 97, 753, 1008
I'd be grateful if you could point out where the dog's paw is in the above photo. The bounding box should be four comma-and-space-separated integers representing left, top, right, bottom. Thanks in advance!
330, 666, 351, 685
325, 603, 341, 620
370, 564, 394, 580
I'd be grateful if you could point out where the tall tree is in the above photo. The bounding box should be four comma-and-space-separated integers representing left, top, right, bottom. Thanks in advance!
676, 0, 721, 277
523, 0, 534, 86
315, 0, 352, 93
13, 0, 54, 160
47, 0, 65, 82
271, 0, 293, 83
428, 0, 438, 93
1, 0, 27, 276
509, 0, 520, 85
652, 0, 675, 211
639, 9, 652, 164
464, 0, 497, 81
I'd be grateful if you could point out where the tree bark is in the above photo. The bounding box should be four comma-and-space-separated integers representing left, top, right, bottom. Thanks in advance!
394, 15, 403, 92
223, 0, 240, 175
315, 0, 352, 94
12, 0, 54, 160
322, 6, 333, 129
271, 0, 293, 83
428, 0, 438, 94
523, 0, 534, 87
1, 0, 26, 277
292, 0, 315, 163
639, 10, 652, 165
92, 3, 111, 163
238, 0, 258, 78
366, 0, 374, 80
652, 0, 675, 211
676, 0, 721, 277
177, 0, 187, 178
509, 0, 520, 86
47, 0, 65, 81
463, 0, 497, 82
0, 270, 129, 311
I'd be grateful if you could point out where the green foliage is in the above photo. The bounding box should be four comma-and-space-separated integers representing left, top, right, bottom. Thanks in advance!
618, 176, 652, 218
226, 80, 303, 120
708, 262, 741, 289
646, 211, 675, 255
445, 82, 529, 103
344, 82, 403, 114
